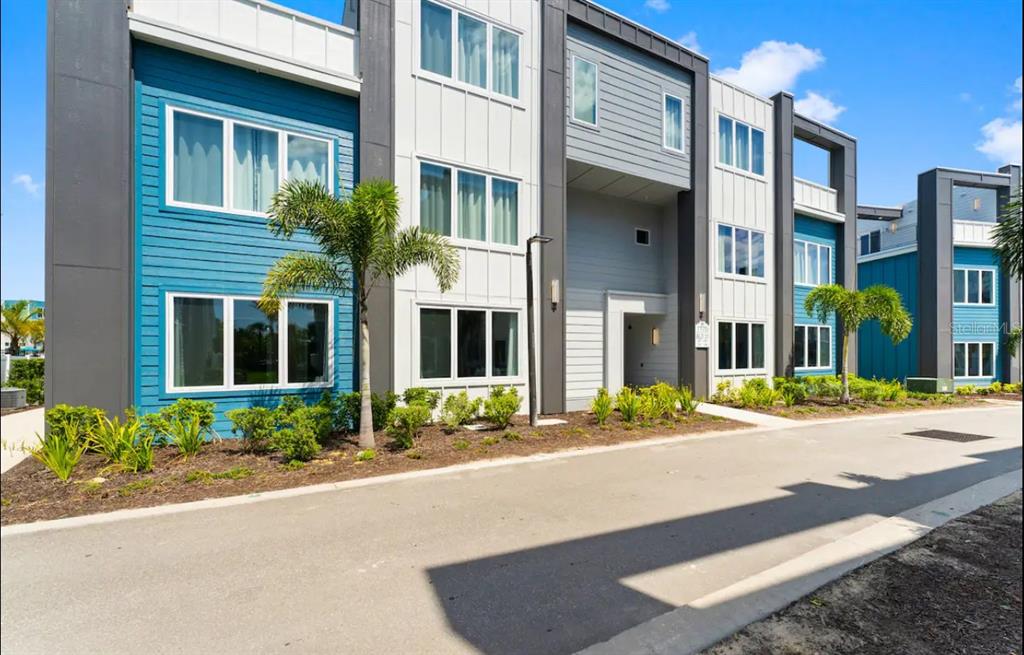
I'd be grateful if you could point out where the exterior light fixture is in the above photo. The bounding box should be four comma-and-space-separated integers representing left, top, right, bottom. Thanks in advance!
526, 234, 554, 427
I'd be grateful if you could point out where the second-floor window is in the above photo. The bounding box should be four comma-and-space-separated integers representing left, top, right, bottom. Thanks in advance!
419, 161, 519, 246
420, 0, 520, 99
663, 94, 684, 152
572, 56, 598, 125
859, 230, 881, 255
717, 224, 765, 278
168, 107, 331, 215
794, 240, 831, 286
953, 268, 995, 305
718, 115, 765, 175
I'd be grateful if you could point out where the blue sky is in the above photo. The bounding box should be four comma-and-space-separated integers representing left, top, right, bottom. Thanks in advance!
1, 0, 1021, 300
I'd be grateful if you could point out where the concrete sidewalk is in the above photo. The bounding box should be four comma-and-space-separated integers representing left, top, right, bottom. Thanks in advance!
696, 402, 800, 428
0, 407, 43, 473
2, 405, 1021, 655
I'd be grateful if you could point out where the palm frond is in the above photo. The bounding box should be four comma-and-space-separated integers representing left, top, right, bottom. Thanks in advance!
862, 285, 912, 344
258, 252, 350, 314
373, 227, 460, 293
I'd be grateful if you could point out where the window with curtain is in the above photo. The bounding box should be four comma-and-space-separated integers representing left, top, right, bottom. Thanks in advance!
287, 302, 328, 383
287, 135, 328, 186
664, 94, 683, 152
173, 112, 223, 207
420, 0, 452, 77
458, 310, 486, 377
572, 57, 598, 125
492, 28, 519, 98
420, 308, 451, 379
718, 116, 733, 166
233, 125, 278, 213
233, 299, 278, 385
795, 240, 830, 286
492, 178, 518, 246
492, 312, 519, 376
172, 297, 224, 388
420, 163, 452, 236
458, 13, 487, 87
717, 115, 765, 175
736, 229, 750, 276
458, 170, 486, 241
735, 123, 750, 171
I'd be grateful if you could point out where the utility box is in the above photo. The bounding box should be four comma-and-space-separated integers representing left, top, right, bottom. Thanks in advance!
906, 377, 954, 394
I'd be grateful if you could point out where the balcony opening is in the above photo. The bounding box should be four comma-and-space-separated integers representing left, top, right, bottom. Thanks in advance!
952, 185, 997, 223
794, 140, 831, 188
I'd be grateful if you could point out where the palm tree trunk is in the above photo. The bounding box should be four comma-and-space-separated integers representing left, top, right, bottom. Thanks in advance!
358, 310, 375, 449
840, 331, 850, 404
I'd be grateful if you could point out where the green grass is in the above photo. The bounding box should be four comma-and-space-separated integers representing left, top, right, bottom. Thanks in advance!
117, 479, 155, 497
185, 467, 254, 483
355, 449, 376, 462
280, 460, 306, 471
481, 436, 500, 446
452, 439, 471, 451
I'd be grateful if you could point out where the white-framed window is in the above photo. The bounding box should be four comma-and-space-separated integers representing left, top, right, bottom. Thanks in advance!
953, 267, 995, 305
663, 93, 685, 153
794, 324, 832, 369
572, 55, 599, 126
419, 0, 521, 100
954, 341, 995, 378
418, 306, 522, 381
717, 320, 766, 372
419, 160, 519, 246
859, 230, 881, 255
717, 224, 766, 278
794, 240, 832, 287
166, 293, 333, 392
166, 106, 333, 216
717, 114, 765, 176
635, 228, 651, 246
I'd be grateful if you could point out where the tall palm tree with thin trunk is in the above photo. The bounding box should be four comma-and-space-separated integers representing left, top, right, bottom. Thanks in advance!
259, 179, 459, 448
992, 190, 1021, 359
1, 301, 43, 355
805, 284, 912, 403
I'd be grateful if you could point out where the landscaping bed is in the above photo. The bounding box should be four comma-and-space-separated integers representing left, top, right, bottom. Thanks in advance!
704, 491, 1023, 655
0, 409, 743, 526
747, 395, 994, 419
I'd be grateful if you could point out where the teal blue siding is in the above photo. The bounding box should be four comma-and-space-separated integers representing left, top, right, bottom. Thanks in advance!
794, 215, 838, 376
133, 42, 357, 434
952, 247, 1001, 386
857, 251, 919, 381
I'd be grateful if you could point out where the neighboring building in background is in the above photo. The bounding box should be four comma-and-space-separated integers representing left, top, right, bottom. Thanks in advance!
1, 300, 45, 354
857, 165, 1022, 387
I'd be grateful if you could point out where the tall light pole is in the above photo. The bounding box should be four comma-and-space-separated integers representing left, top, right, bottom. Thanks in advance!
526, 234, 553, 427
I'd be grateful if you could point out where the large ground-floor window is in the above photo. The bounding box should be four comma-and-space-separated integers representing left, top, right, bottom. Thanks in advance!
167, 293, 332, 392
794, 324, 831, 369
717, 320, 766, 372
954, 341, 995, 378
419, 306, 521, 382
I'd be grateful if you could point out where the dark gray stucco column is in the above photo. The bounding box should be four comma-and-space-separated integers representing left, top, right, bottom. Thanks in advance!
916, 170, 953, 379
771, 92, 795, 377
997, 164, 1021, 382
359, 0, 396, 393
45, 0, 133, 416
540, 0, 568, 413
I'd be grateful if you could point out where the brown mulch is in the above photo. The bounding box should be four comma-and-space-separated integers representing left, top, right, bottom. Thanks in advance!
0, 411, 744, 526
739, 394, 1012, 420
704, 491, 1023, 655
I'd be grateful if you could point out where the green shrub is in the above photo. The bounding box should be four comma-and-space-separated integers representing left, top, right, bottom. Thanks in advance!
615, 387, 640, 423
355, 448, 376, 462
46, 404, 104, 441
168, 415, 206, 459
710, 380, 737, 404
287, 406, 333, 444
483, 386, 521, 429
646, 382, 679, 419
337, 391, 397, 432
637, 389, 661, 424
88, 415, 141, 464
225, 406, 278, 454
29, 425, 87, 482
277, 395, 306, 417
440, 391, 481, 432
271, 424, 320, 462
386, 404, 432, 449
955, 384, 977, 396
591, 388, 613, 425
802, 375, 843, 399
737, 378, 777, 408
775, 379, 807, 407
7, 358, 44, 404
120, 432, 157, 474
402, 387, 441, 411
677, 385, 699, 416
985, 381, 1003, 394
142, 399, 216, 441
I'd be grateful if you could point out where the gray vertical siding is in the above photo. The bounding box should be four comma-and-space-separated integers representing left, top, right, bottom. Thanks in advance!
565, 23, 692, 190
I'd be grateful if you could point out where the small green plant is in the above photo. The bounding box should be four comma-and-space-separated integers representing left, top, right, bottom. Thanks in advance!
281, 460, 306, 471
710, 380, 737, 404
168, 415, 206, 459
142, 398, 217, 442
7, 358, 45, 404
386, 404, 432, 449
775, 379, 807, 407
677, 385, 699, 416
288, 405, 334, 443
355, 448, 376, 462
80, 480, 104, 495
186, 467, 253, 483
271, 424, 321, 462
637, 390, 661, 424
483, 386, 522, 429
404, 449, 423, 460
503, 430, 522, 441
452, 438, 471, 451
120, 432, 157, 474
277, 395, 306, 417
402, 387, 441, 410
117, 479, 155, 497
481, 435, 501, 446
648, 382, 680, 418
338, 391, 398, 433
568, 426, 589, 438
225, 406, 278, 454
29, 425, 87, 482
591, 388, 613, 425
46, 404, 104, 441
440, 391, 481, 432
955, 384, 977, 396
88, 415, 141, 464
616, 387, 640, 423
737, 378, 777, 408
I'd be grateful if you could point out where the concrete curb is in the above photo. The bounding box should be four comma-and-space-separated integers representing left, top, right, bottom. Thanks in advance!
2, 402, 1019, 537
578, 469, 1024, 655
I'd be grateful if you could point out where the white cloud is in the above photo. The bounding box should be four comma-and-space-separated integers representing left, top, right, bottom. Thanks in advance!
977, 118, 1022, 164
644, 0, 670, 12
714, 41, 823, 97
676, 31, 701, 54
794, 91, 846, 124
12, 174, 41, 197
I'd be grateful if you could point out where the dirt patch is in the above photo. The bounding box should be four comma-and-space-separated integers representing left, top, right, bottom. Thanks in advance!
0, 410, 744, 526
739, 395, 1005, 420
704, 492, 1023, 655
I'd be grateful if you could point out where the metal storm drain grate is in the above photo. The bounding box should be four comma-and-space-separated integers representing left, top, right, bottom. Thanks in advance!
904, 429, 994, 443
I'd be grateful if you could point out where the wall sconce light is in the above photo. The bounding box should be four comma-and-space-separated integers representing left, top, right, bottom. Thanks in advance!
651, 327, 661, 346
698, 292, 706, 319
550, 279, 560, 311
888, 222, 898, 234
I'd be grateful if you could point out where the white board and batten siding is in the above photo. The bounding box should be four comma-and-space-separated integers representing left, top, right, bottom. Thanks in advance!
392, 0, 541, 405
709, 77, 775, 388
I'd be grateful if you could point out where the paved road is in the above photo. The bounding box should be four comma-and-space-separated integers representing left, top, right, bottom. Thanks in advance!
2, 405, 1021, 655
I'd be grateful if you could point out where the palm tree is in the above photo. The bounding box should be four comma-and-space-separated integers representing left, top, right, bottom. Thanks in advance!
804, 284, 912, 403
992, 190, 1021, 360
1, 301, 43, 355
258, 179, 459, 448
